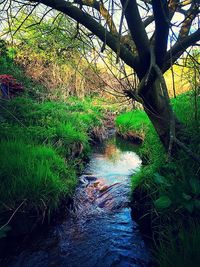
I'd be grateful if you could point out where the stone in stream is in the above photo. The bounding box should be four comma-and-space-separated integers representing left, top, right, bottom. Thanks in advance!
84, 175, 97, 181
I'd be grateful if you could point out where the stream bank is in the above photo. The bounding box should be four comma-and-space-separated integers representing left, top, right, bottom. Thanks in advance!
1, 135, 151, 267
115, 92, 200, 266
0, 96, 109, 257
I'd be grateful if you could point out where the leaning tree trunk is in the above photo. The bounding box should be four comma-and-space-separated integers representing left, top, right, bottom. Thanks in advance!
135, 74, 200, 163
140, 80, 183, 152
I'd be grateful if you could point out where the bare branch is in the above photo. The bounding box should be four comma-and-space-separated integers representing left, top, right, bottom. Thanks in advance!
164, 28, 200, 72
120, 0, 150, 72
74, 0, 117, 34
30, 0, 141, 72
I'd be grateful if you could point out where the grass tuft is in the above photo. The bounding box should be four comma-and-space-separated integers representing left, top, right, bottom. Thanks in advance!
0, 140, 76, 214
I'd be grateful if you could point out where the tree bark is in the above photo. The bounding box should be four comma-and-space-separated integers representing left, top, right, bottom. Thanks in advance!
140, 80, 181, 150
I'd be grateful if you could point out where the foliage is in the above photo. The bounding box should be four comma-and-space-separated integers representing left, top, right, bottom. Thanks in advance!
1, 11, 103, 99
11, 11, 88, 63
0, 42, 47, 99
0, 94, 104, 237
155, 221, 200, 267
115, 91, 200, 265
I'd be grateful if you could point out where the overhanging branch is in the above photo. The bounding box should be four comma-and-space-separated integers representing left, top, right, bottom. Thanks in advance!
30, 0, 141, 72
74, 0, 117, 34
164, 28, 200, 72
120, 0, 150, 72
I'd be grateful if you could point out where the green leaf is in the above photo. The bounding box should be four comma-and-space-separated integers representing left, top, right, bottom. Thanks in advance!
154, 196, 172, 209
182, 192, 192, 201
189, 178, 200, 195
153, 173, 171, 187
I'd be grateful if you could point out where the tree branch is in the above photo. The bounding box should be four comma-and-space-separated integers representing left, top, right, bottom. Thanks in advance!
177, 3, 199, 41
120, 0, 150, 72
164, 28, 200, 72
152, 0, 169, 68
30, 0, 141, 72
74, 0, 117, 34
144, 15, 154, 28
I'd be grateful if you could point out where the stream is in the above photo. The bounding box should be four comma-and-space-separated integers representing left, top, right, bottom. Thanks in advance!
2, 136, 151, 267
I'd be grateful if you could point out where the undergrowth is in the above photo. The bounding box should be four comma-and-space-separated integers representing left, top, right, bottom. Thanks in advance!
0, 96, 103, 238
0, 42, 47, 100
0, 43, 111, 241
115, 91, 200, 266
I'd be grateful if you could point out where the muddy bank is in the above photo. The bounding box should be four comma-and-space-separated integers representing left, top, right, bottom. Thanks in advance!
116, 130, 144, 144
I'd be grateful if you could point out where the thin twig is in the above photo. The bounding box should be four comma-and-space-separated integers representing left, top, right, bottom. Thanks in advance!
0, 200, 26, 231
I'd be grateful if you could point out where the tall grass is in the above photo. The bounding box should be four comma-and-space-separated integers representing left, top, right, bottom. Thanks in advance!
115, 109, 150, 135
0, 140, 77, 214
0, 97, 103, 157
0, 95, 103, 230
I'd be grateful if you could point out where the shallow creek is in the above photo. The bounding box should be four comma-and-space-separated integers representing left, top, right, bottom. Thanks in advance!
3, 136, 150, 267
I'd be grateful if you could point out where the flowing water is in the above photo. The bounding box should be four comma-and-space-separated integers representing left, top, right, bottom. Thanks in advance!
2, 136, 151, 267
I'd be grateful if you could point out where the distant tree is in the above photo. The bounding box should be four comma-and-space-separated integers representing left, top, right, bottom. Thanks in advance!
3, 10, 90, 62
1, 0, 200, 158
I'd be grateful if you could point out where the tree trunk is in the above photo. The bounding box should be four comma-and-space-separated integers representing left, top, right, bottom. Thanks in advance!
140, 81, 183, 151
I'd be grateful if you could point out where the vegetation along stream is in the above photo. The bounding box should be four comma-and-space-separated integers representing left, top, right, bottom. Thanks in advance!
2, 135, 151, 267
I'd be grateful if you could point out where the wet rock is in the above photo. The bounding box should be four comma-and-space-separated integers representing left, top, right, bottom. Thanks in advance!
84, 175, 97, 181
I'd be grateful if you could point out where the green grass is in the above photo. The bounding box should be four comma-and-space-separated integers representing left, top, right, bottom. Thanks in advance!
0, 140, 76, 214
115, 109, 150, 135
115, 91, 200, 266
0, 95, 104, 233
0, 97, 101, 202
0, 97, 103, 157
